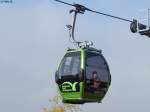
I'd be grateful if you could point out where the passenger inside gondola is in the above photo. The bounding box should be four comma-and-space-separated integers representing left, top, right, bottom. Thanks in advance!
90, 71, 102, 91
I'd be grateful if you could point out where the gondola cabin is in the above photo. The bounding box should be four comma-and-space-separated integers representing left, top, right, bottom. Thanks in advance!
55, 47, 111, 104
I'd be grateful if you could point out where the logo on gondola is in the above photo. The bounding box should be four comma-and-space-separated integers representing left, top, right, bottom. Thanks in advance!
61, 82, 80, 92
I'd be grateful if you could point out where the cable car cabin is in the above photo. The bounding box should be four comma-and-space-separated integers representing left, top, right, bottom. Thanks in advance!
55, 47, 111, 104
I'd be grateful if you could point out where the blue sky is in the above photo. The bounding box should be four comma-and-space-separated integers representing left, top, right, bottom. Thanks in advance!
0, 0, 150, 112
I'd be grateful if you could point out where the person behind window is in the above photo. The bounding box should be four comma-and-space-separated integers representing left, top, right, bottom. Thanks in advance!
88, 71, 102, 92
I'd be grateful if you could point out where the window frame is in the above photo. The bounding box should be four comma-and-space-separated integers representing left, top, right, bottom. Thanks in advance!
58, 51, 81, 78
85, 50, 110, 84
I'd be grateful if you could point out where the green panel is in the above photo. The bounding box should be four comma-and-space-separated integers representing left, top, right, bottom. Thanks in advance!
60, 82, 84, 100
62, 92, 81, 100
81, 49, 85, 69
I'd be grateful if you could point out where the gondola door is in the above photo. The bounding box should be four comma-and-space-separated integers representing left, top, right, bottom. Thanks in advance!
84, 50, 111, 102
56, 50, 85, 103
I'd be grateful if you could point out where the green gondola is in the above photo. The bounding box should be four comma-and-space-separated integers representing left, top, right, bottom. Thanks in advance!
55, 46, 111, 104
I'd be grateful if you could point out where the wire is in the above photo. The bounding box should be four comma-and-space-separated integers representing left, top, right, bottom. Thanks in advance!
54, 0, 133, 23
54, 0, 74, 7
86, 8, 133, 23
